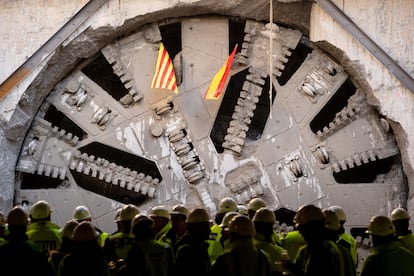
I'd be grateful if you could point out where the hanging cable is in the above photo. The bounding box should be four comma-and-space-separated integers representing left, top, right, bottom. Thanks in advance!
268, 0, 273, 119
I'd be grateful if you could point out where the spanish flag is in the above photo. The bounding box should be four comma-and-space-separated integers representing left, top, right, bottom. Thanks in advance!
204, 44, 238, 100
151, 42, 178, 93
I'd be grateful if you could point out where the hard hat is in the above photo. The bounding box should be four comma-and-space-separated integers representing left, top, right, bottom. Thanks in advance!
0, 212, 6, 226
218, 197, 238, 214
149, 205, 170, 220
366, 215, 395, 237
7, 206, 28, 226
391, 207, 410, 221
237, 204, 248, 216
294, 204, 325, 226
30, 200, 51, 220
247, 198, 266, 212
72, 205, 92, 221
323, 209, 340, 231
253, 207, 276, 224
170, 204, 189, 217
327, 205, 347, 222
119, 204, 140, 221
60, 220, 79, 240
132, 214, 154, 229
72, 221, 97, 242
227, 215, 255, 237
220, 211, 239, 228
186, 208, 210, 223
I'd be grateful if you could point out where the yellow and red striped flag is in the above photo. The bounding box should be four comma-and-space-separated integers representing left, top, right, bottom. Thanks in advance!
204, 44, 238, 100
151, 42, 178, 93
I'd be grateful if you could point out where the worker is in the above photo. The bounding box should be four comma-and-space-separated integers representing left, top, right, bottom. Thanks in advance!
104, 204, 139, 265
285, 204, 345, 276
160, 204, 188, 252
391, 207, 414, 254
26, 200, 62, 257
149, 205, 171, 241
0, 206, 53, 275
253, 207, 288, 274
49, 219, 79, 275
210, 214, 273, 276
218, 211, 239, 252
237, 204, 248, 216
58, 221, 110, 276
280, 228, 305, 261
121, 214, 174, 276
323, 209, 356, 276
247, 197, 280, 245
208, 197, 238, 263
360, 215, 414, 276
175, 208, 211, 276
72, 205, 108, 247
328, 205, 358, 266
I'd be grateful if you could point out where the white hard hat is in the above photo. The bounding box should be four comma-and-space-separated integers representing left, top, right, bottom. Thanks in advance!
227, 215, 255, 237
253, 207, 276, 224
218, 197, 238, 214
327, 205, 347, 222
247, 198, 266, 212
7, 206, 28, 226
391, 207, 410, 221
186, 208, 210, 223
119, 204, 140, 221
237, 204, 248, 216
149, 205, 170, 220
72, 205, 92, 221
73, 221, 97, 242
366, 215, 395, 237
60, 220, 79, 240
170, 204, 189, 217
294, 205, 325, 226
30, 200, 51, 220
220, 211, 239, 228
323, 209, 340, 231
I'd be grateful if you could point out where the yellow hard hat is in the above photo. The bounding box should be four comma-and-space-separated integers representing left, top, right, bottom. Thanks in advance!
247, 198, 266, 212
219, 211, 239, 228
253, 207, 276, 224
186, 208, 210, 223
391, 207, 410, 221
327, 205, 347, 222
72, 221, 97, 242
149, 205, 170, 220
323, 209, 340, 231
30, 200, 51, 220
119, 204, 140, 221
72, 205, 92, 221
170, 204, 189, 217
227, 215, 255, 237
60, 220, 79, 240
366, 215, 395, 237
218, 197, 238, 214
294, 204, 325, 226
7, 206, 28, 226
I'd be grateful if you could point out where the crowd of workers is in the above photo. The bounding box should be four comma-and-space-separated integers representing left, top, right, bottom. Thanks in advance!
0, 197, 413, 276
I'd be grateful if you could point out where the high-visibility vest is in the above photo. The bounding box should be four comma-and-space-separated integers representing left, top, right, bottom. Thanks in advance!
26, 221, 62, 256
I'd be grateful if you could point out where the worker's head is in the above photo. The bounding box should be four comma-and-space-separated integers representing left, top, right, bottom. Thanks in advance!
29, 200, 52, 221
215, 197, 237, 225
366, 215, 396, 246
253, 207, 276, 238
227, 215, 255, 241
7, 206, 29, 235
294, 204, 325, 242
72, 205, 92, 222
60, 220, 79, 240
118, 204, 139, 233
170, 204, 188, 236
149, 205, 170, 234
131, 214, 155, 240
247, 198, 266, 219
186, 208, 211, 240
391, 207, 410, 236
72, 221, 97, 242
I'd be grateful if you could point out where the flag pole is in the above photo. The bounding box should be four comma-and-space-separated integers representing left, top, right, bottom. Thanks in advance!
269, 0, 273, 119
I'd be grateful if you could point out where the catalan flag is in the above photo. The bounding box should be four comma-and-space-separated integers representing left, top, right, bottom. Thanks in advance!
151, 42, 178, 93
204, 44, 238, 100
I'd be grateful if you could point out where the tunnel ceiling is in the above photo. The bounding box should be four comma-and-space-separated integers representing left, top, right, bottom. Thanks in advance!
11, 14, 407, 233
